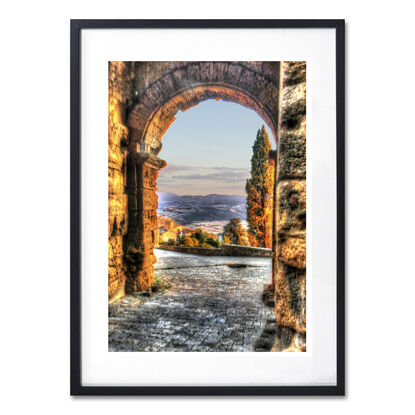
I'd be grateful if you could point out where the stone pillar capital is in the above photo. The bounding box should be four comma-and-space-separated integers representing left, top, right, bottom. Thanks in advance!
136, 152, 166, 170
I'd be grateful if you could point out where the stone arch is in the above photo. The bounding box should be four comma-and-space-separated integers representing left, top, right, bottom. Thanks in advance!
126, 62, 280, 152
143, 84, 277, 149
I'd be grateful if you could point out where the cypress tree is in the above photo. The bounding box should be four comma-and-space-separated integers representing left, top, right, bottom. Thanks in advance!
245, 126, 274, 248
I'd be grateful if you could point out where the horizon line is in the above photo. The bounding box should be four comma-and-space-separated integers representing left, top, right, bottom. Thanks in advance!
157, 191, 246, 197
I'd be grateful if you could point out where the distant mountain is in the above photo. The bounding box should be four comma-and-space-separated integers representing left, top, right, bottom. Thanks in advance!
157, 192, 247, 226
157, 192, 178, 201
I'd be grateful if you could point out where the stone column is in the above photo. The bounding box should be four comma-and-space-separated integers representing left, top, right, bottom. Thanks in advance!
272, 62, 307, 352
124, 148, 166, 293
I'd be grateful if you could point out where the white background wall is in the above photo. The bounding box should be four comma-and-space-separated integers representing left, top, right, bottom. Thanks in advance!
1, 0, 414, 413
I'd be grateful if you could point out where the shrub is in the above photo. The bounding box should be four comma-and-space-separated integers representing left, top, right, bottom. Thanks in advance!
206, 237, 220, 248
191, 228, 208, 244
190, 237, 199, 247
179, 235, 199, 247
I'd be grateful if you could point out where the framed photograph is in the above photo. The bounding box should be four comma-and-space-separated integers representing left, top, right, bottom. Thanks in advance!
71, 19, 345, 395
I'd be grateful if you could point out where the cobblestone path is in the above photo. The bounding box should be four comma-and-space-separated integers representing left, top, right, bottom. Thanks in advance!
109, 249, 274, 352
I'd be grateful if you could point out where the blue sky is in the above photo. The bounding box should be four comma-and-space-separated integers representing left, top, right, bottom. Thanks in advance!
157, 99, 275, 195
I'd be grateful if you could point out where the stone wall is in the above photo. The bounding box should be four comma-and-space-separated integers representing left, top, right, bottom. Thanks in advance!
221, 244, 272, 257
272, 62, 306, 352
157, 246, 223, 256
108, 62, 131, 300
157, 244, 272, 258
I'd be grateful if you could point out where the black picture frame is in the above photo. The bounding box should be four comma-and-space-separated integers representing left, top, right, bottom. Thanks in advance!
70, 19, 345, 396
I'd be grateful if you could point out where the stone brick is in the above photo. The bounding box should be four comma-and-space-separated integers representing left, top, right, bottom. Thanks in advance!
108, 234, 126, 299
212, 62, 229, 82
141, 188, 158, 210
186, 62, 201, 81
277, 233, 306, 269
108, 168, 124, 195
171, 67, 188, 87
142, 165, 158, 189
278, 130, 306, 178
280, 95, 306, 131
199, 62, 214, 82
108, 194, 126, 218
281, 61, 306, 86
108, 144, 123, 170
277, 180, 306, 233
127, 105, 150, 131
109, 122, 128, 148
236, 68, 257, 92
225, 63, 244, 84
271, 327, 306, 352
274, 262, 306, 333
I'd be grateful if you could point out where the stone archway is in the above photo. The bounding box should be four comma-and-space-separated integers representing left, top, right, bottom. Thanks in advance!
108, 61, 306, 352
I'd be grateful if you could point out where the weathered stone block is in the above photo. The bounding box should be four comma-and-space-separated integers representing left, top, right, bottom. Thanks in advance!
212, 62, 229, 82
141, 188, 158, 210
277, 180, 306, 233
186, 62, 201, 82
108, 233, 126, 299
109, 121, 129, 147
199, 62, 214, 82
274, 263, 306, 333
225, 63, 243, 84
127, 105, 150, 131
278, 130, 306, 178
142, 166, 158, 190
109, 235, 123, 259
277, 233, 306, 269
259, 82, 279, 106
236, 68, 256, 92
108, 144, 123, 169
282, 61, 306, 86
280, 98, 306, 131
271, 327, 306, 352
261, 62, 280, 81
171, 67, 188, 88
108, 213, 127, 238
108, 194, 126, 217
108, 168, 124, 195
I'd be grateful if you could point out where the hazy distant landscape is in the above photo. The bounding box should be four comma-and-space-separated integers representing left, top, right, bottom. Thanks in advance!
157, 192, 246, 233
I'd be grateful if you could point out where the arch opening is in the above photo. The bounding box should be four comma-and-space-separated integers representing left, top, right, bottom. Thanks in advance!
155, 99, 275, 257
141, 84, 277, 151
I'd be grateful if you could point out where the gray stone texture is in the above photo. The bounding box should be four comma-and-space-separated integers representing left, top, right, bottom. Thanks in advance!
273, 62, 306, 351
109, 250, 274, 352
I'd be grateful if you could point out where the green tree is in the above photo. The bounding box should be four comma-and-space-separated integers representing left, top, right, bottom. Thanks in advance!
206, 237, 220, 248
223, 218, 248, 246
245, 126, 274, 248
191, 228, 208, 244
178, 235, 198, 247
